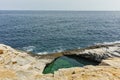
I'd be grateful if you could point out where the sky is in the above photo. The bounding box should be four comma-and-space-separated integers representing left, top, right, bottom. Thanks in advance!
0, 0, 120, 10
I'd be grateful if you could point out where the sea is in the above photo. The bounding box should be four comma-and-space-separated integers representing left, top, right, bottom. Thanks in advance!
0, 11, 120, 54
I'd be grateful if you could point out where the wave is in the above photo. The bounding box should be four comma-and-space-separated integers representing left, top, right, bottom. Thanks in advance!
22, 41, 120, 55
95, 41, 120, 45
22, 45, 65, 55
37, 52, 48, 55
37, 48, 64, 55
22, 46, 36, 52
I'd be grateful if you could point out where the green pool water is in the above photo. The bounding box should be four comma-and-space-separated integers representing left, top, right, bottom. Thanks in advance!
43, 56, 99, 74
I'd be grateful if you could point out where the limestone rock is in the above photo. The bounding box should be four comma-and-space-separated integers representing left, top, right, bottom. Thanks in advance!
41, 66, 120, 80
0, 43, 120, 80
0, 44, 53, 80
0, 67, 17, 80
0, 50, 3, 54
100, 57, 120, 67
56, 43, 120, 62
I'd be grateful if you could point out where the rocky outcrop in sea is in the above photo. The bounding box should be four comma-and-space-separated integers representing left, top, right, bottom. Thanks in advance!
0, 43, 120, 80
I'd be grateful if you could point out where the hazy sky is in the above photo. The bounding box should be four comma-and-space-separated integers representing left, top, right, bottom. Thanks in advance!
0, 0, 120, 10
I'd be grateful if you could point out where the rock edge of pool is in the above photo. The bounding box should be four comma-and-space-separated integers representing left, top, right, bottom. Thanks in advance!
0, 43, 120, 80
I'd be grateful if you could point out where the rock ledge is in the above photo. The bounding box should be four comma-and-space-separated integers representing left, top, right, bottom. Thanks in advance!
0, 43, 120, 80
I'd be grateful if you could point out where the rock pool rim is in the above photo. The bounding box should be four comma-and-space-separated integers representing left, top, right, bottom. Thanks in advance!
43, 55, 100, 74
27, 43, 120, 74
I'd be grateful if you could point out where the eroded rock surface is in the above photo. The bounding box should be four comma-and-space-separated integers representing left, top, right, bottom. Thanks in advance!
41, 66, 120, 80
58, 43, 120, 62
0, 43, 120, 80
0, 44, 53, 80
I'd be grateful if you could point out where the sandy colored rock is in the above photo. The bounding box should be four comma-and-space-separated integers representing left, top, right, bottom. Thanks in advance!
41, 66, 120, 80
0, 43, 120, 80
0, 44, 53, 80
0, 67, 17, 80
0, 50, 3, 54
58, 43, 120, 62
100, 57, 120, 67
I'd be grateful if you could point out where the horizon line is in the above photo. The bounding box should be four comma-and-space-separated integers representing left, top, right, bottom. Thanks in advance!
0, 10, 120, 11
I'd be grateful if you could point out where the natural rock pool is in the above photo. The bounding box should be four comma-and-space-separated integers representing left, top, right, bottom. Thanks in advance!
43, 55, 99, 74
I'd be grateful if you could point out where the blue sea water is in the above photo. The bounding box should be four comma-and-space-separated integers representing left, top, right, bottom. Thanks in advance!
0, 11, 120, 54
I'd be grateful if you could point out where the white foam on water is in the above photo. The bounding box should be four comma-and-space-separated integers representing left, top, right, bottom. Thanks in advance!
36, 48, 65, 55
95, 41, 120, 45
22, 46, 36, 52
53, 48, 64, 53
37, 52, 48, 55
77, 47, 81, 49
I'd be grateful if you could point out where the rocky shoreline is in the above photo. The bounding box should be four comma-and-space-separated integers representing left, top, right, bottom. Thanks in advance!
0, 43, 120, 80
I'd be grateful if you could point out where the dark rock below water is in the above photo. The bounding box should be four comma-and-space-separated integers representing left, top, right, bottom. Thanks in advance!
43, 55, 99, 74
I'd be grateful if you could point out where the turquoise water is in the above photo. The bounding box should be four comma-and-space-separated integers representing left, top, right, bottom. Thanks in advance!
0, 11, 120, 54
43, 56, 99, 74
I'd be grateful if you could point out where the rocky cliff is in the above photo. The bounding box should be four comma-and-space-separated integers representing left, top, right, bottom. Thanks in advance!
0, 43, 120, 80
